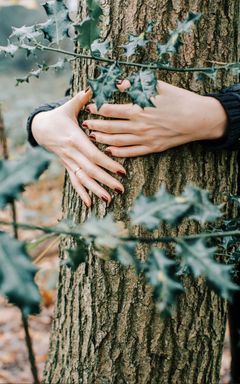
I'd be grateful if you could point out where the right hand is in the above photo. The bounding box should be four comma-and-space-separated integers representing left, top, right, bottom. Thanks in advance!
31, 89, 127, 208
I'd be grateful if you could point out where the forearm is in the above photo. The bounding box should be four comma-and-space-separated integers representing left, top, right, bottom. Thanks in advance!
27, 97, 70, 146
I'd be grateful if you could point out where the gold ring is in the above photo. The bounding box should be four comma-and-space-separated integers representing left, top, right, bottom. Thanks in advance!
74, 167, 81, 176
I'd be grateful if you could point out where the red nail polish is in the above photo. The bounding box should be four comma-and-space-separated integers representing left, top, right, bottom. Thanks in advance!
101, 196, 109, 203
117, 170, 127, 176
115, 188, 123, 194
89, 134, 96, 141
105, 148, 112, 156
82, 122, 88, 128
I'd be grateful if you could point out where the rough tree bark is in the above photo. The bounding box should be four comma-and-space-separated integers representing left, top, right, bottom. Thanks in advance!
43, 1, 239, 383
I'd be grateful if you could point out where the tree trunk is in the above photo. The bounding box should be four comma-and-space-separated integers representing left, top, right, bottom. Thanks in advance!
43, 1, 239, 383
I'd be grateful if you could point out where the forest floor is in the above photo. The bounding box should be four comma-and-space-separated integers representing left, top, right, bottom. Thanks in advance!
0, 169, 232, 383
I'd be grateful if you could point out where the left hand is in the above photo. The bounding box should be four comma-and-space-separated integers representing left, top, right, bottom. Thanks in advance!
82, 80, 227, 158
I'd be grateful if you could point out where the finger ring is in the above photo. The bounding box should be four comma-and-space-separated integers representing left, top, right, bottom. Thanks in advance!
74, 167, 81, 176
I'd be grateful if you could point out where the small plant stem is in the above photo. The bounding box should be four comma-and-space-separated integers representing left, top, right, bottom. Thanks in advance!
0, 106, 18, 238
21, 313, 40, 384
35, 43, 238, 73
34, 235, 59, 265
0, 220, 240, 243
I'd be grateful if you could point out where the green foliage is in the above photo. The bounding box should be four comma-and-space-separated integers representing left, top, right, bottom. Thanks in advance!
144, 249, 183, 316
0, 148, 52, 208
157, 12, 201, 61
127, 70, 158, 108
39, 0, 72, 43
0, 41, 18, 57
0, 232, 41, 316
131, 184, 222, 229
176, 239, 238, 300
10, 25, 41, 42
65, 239, 89, 271
75, 0, 103, 49
88, 64, 122, 110
122, 33, 149, 59
91, 39, 110, 57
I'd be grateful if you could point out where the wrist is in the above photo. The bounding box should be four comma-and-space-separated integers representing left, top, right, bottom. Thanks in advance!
199, 96, 228, 140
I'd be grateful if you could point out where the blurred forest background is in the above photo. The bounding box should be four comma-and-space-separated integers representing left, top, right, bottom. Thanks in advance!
0, 1, 232, 383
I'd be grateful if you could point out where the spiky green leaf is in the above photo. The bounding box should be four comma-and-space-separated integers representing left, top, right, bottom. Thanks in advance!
87, 0, 103, 19
122, 33, 149, 58
0, 41, 18, 57
10, 25, 41, 42
130, 184, 191, 229
0, 232, 41, 316
144, 248, 183, 316
127, 70, 158, 108
91, 39, 110, 57
88, 64, 122, 109
112, 242, 139, 269
75, 17, 101, 49
176, 239, 238, 300
0, 148, 53, 208
38, 0, 71, 43
195, 68, 217, 81
65, 239, 89, 271
157, 11, 201, 60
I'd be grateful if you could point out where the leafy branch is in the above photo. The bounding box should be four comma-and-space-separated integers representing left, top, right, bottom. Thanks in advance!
1, 0, 240, 109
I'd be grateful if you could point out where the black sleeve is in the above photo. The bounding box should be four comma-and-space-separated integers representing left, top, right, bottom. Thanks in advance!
203, 83, 240, 150
27, 97, 70, 147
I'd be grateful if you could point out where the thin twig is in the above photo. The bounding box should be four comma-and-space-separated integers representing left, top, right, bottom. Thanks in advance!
34, 235, 59, 265
0, 220, 240, 243
35, 43, 239, 73
21, 313, 40, 384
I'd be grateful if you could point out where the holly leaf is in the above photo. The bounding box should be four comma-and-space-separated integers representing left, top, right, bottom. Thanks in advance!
75, 0, 103, 49
38, 0, 72, 43
10, 25, 41, 42
20, 43, 37, 57
130, 184, 191, 229
0, 232, 41, 316
195, 68, 217, 81
64, 239, 89, 271
112, 242, 140, 270
0, 42, 18, 57
157, 11, 201, 60
122, 33, 149, 58
127, 70, 158, 108
75, 17, 101, 50
88, 64, 122, 109
91, 39, 110, 57
16, 63, 49, 85
0, 147, 53, 208
183, 185, 222, 224
176, 239, 238, 300
80, 214, 121, 248
87, 0, 103, 20
144, 248, 183, 316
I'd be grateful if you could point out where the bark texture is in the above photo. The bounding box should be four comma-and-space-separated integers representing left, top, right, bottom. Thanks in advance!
43, 1, 239, 383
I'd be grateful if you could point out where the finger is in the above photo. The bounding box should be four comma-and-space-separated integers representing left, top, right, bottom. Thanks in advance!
64, 164, 92, 207
63, 157, 112, 203
86, 102, 142, 119
82, 119, 134, 134
65, 147, 125, 192
90, 132, 141, 147
116, 79, 131, 93
65, 89, 93, 116
72, 135, 127, 175
105, 145, 151, 158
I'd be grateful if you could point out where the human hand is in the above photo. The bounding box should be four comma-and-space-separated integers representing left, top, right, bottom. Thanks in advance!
31, 90, 126, 207
82, 80, 227, 157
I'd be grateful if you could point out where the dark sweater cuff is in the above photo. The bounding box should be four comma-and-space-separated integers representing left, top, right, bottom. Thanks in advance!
203, 91, 240, 150
27, 97, 70, 147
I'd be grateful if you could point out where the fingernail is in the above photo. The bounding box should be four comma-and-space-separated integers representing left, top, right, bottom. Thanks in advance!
84, 202, 91, 208
85, 86, 90, 93
116, 79, 123, 85
115, 188, 124, 194
101, 196, 109, 203
117, 170, 127, 176
89, 133, 96, 141
82, 122, 88, 128
85, 106, 90, 113
105, 148, 112, 156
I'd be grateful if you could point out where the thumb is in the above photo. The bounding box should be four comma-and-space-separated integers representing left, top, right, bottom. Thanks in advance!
65, 88, 92, 116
